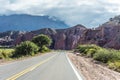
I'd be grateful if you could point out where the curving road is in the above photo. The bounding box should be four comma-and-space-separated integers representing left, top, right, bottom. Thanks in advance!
0, 52, 83, 80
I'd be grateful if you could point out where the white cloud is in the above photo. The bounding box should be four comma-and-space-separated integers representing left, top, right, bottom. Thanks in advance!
0, 0, 120, 27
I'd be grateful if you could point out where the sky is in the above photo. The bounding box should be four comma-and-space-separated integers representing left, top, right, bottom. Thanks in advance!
0, 0, 120, 28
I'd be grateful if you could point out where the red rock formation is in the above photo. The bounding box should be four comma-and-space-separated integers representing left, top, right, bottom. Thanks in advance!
13, 24, 87, 50
1, 16, 120, 50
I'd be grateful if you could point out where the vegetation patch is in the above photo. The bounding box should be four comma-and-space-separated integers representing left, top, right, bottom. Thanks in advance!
32, 34, 52, 52
0, 34, 52, 60
0, 49, 14, 59
13, 41, 39, 58
75, 44, 100, 57
75, 44, 120, 72
108, 61, 120, 72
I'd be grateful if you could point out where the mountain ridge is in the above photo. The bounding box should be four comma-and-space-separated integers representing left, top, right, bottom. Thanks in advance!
1, 15, 120, 50
0, 14, 68, 32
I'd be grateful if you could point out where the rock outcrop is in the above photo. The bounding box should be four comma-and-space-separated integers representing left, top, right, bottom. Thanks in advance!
12, 24, 87, 49
95, 15, 120, 49
0, 31, 26, 47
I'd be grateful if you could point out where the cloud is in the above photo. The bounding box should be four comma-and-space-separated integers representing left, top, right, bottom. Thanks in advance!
0, 0, 120, 27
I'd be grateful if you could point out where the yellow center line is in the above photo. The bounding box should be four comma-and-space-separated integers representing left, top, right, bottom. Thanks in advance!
6, 54, 57, 80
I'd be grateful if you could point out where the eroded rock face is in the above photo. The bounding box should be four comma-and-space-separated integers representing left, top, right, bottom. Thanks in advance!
12, 24, 86, 49
1, 15, 120, 50
0, 31, 26, 46
95, 15, 120, 49
64, 25, 87, 49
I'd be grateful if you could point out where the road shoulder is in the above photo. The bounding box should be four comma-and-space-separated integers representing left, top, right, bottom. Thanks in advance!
68, 53, 120, 80
66, 53, 85, 80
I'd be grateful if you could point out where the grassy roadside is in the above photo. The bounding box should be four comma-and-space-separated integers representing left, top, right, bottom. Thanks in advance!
0, 48, 53, 64
0, 48, 52, 64
74, 44, 120, 72
0, 48, 14, 60
0, 34, 52, 64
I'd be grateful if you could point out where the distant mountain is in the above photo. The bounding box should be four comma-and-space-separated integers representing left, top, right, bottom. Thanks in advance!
1, 15, 120, 50
0, 14, 68, 32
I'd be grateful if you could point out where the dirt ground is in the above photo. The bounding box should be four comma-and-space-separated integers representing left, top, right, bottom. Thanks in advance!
68, 53, 120, 80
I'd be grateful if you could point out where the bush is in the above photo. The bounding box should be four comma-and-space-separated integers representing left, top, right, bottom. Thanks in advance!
40, 46, 50, 53
109, 50, 120, 61
76, 44, 120, 63
93, 49, 113, 63
0, 49, 2, 59
93, 49, 120, 63
75, 44, 120, 72
76, 45, 86, 53
13, 41, 39, 57
86, 49, 96, 57
32, 34, 52, 52
108, 61, 120, 72
0, 49, 14, 59
75, 44, 100, 57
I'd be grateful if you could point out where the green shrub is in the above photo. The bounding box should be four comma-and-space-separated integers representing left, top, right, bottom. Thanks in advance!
13, 41, 39, 57
75, 44, 100, 56
93, 49, 113, 63
75, 44, 120, 72
93, 49, 120, 63
0, 49, 2, 59
108, 61, 120, 72
32, 34, 52, 52
109, 50, 120, 61
0, 53, 3, 59
86, 49, 96, 57
0, 49, 14, 59
76, 44, 120, 63
1, 51, 9, 58
40, 46, 50, 53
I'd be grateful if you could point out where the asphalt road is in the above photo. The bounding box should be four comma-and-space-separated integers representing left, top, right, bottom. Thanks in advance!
0, 52, 83, 80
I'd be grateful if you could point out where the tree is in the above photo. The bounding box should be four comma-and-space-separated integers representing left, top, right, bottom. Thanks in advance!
32, 34, 52, 51
13, 41, 39, 57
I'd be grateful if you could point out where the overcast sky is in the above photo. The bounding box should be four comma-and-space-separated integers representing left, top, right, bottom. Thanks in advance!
0, 0, 120, 28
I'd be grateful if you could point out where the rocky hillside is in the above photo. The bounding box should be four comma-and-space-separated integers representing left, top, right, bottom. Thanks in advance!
0, 24, 87, 49
95, 15, 120, 49
0, 31, 26, 46
1, 15, 120, 49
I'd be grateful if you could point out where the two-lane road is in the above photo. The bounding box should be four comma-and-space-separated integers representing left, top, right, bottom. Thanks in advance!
0, 52, 83, 80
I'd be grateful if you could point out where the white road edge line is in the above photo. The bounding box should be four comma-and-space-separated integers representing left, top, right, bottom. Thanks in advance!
66, 53, 84, 80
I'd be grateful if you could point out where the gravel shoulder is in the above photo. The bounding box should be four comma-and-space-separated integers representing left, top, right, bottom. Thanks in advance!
68, 53, 120, 80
